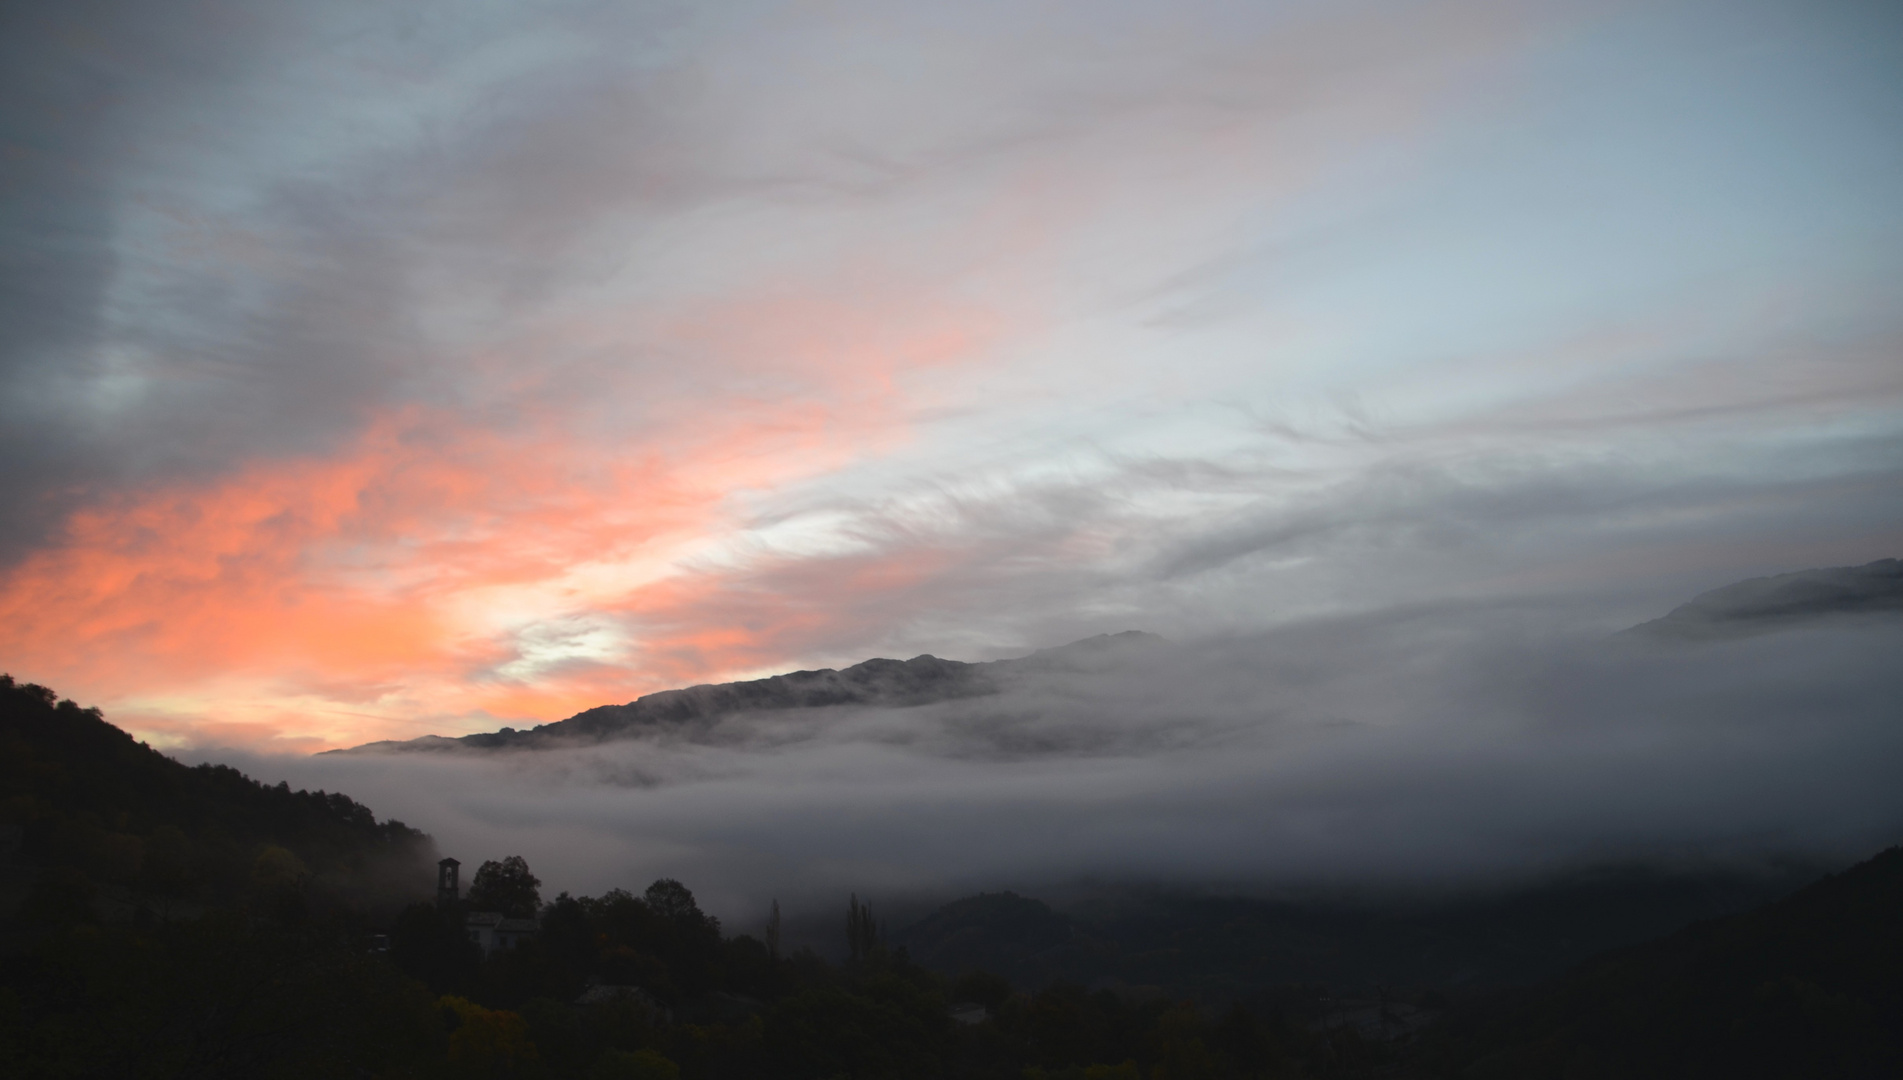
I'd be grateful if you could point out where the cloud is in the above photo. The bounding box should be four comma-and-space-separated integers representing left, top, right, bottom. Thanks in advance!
195, 604, 1903, 924
3, 0, 1900, 758
0, 0, 1564, 740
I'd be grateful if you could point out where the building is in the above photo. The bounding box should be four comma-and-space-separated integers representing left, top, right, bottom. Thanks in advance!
437, 857, 460, 908
439, 854, 539, 955
465, 910, 539, 955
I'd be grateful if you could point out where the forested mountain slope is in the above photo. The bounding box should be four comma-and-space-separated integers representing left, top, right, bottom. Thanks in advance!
894, 863, 1820, 999
1423, 843, 1903, 1079
0, 674, 435, 929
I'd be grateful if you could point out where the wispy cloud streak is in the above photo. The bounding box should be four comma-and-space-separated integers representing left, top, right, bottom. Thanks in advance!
0, 0, 1898, 749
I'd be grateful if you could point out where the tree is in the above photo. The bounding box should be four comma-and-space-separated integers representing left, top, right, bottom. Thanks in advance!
847, 893, 879, 965
391, 902, 482, 992
467, 855, 542, 918
643, 878, 702, 921
766, 898, 783, 960
641, 879, 722, 998
440, 995, 541, 1074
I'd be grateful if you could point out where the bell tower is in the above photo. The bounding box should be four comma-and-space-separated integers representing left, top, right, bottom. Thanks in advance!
437, 857, 461, 908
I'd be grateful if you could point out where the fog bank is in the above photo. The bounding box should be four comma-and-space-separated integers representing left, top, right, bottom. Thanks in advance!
192, 602, 1903, 929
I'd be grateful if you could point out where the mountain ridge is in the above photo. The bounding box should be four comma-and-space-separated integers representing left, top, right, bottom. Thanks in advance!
329, 630, 1164, 755
1624, 557, 1903, 639
335, 556, 1903, 756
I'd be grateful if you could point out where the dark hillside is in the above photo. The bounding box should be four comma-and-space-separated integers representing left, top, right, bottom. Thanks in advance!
898, 891, 1091, 983
1625, 557, 1903, 638
1424, 843, 1903, 1079
895, 866, 1816, 1000
0, 674, 435, 931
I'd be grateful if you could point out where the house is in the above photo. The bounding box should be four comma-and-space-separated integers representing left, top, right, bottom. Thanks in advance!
464, 910, 539, 955
576, 983, 673, 1024
948, 1002, 989, 1026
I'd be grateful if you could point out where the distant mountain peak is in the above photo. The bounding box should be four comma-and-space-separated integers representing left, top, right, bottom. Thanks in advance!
330, 632, 1165, 755
1625, 558, 1903, 639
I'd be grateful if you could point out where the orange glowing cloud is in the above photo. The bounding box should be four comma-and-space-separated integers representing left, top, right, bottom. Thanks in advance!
0, 279, 1012, 750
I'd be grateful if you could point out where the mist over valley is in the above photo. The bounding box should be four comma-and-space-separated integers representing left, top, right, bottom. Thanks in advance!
202, 562, 1903, 939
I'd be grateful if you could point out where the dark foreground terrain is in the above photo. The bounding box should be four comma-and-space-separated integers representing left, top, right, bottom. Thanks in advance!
3, 676, 1899, 1078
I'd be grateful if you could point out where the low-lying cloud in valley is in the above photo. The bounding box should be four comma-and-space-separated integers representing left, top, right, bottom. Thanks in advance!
204, 576, 1903, 927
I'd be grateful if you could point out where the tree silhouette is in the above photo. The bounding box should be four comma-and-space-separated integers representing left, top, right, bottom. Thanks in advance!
643, 878, 701, 921
467, 855, 541, 917
766, 898, 783, 960
846, 893, 879, 964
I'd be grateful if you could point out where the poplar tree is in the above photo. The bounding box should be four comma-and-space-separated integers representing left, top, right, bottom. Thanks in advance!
846, 892, 879, 965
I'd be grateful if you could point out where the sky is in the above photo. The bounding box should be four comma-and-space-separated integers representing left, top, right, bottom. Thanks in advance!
3, 0, 1901, 763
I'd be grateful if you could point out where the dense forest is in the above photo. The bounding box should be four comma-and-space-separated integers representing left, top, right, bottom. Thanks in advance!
891, 865, 1817, 998
2, 677, 1900, 1078
0, 674, 435, 935
1418, 843, 1903, 1078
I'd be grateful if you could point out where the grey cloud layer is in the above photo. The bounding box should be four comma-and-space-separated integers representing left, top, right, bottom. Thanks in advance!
677, 388, 1903, 679
0, 0, 700, 561
0, 0, 1574, 563
6, 0, 1896, 662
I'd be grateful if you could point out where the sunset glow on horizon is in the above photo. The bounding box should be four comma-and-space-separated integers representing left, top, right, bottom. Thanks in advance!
3, 0, 1899, 751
